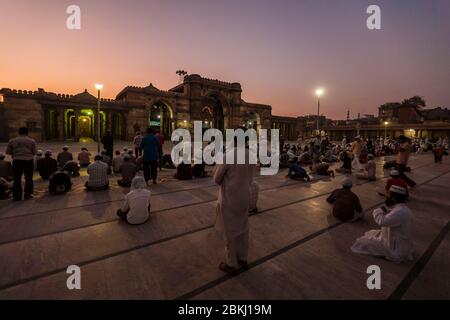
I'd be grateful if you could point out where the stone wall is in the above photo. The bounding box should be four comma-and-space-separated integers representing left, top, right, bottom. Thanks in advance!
3, 97, 44, 141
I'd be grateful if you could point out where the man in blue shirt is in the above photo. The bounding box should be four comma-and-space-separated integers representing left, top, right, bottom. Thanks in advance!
286, 162, 310, 181
140, 128, 160, 184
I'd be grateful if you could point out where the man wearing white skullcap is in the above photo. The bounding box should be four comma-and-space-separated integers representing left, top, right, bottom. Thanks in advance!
352, 185, 413, 263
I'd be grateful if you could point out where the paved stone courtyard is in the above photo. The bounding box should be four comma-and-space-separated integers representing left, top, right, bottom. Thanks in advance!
0, 143, 449, 299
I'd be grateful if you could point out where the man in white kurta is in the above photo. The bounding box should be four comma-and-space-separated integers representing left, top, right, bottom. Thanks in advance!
214, 147, 255, 274
351, 185, 413, 263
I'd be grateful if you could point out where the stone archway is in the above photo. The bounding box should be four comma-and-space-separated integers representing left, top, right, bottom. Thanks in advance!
111, 112, 125, 140
148, 100, 174, 139
202, 92, 229, 131
243, 111, 261, 131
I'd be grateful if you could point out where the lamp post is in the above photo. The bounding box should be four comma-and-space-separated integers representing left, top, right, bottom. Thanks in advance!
384, 121, 389, 140
95, 84, 103, 154
315, 88, 324, 136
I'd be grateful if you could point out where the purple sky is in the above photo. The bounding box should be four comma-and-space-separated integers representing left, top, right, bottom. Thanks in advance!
1, 0, 449, 119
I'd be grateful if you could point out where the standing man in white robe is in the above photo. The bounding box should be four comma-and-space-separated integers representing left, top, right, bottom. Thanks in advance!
351, 136, 364, 171
351, 185, 413, 263
214, 142, 255, 275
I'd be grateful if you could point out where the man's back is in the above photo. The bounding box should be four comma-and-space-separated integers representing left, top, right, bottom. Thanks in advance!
88, 161, 109, 187
141, 135, 159, 161
6, 136, 37, 160
57, 151, 73, 166
37, 157, 58, 178
327, 188, 362, 222
366, 160, 376, 179
0, 160, 13, 180
120, 162, 137, 182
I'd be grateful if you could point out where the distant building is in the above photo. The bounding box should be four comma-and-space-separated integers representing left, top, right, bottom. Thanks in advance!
1, 77, 449, 143
0, 74, 272, 142
270, 103, 450, 141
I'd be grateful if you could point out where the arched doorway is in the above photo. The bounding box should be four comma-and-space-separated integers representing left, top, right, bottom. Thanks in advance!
78, 109, 94, 139
149, 101, 173, 138
243, 112, 261, 131
112, 112, 125, 140
44, 108, 58, 140
202, 107, 214, 130
202, 93, 225, 131
65, 109, 76, 139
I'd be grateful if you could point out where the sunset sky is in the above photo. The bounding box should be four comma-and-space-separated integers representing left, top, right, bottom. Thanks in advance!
1, 0, 449, 119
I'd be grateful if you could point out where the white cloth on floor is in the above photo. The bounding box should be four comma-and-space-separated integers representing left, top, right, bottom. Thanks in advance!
351, 203, 413, 263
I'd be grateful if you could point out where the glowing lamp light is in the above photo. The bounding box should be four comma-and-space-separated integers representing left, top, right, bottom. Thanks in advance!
95, 84, 103, 91
384, 121, 389, 125
315, 88, 324, 97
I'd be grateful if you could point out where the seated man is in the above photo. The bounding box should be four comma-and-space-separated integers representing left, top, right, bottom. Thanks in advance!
57, 146, 73, 168
101, 150, 112, 167
356, 154, 376, 181
174, 162, 193, 180
287, 147, 298, 163
279, 152, 291, 169
162, 154, 176, 169
78, 148, 92, 168
117, 176, 151, 225
309, 161, 335, 177
351, 185, 413, 263
0, 152, 13, 181
34, 150, 44, 171
118, 155, 137, 187
192, 163, 207, 178
433, 144, 446, 163
286, 162, 311, 181
336, 149, 353, 174
323, 147, 338, 163
49, 171, 72, 195
85, 155, 109, 191
136, 156, 144, 171
60, 160, 80, 177
298, 151, 311, 164
378, 170, 409, 199
327, 178, 363, 222
0, 177, 12, 200
127, 150, 137, 165
37, 150, 59, 180
112, 150, 123, 174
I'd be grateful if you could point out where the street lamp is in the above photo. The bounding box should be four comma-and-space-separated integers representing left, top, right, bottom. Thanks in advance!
384, 121, 389, 140
315, 88, 324, 136
95, 83, 103, 153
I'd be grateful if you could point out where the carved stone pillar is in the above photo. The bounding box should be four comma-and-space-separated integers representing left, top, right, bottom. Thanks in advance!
74, 109, 80, 142
57, 107, 65, 141
107, 111, 113, 132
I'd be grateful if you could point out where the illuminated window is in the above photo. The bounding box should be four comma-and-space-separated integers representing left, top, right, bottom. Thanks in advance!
0, 94, 4, 103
